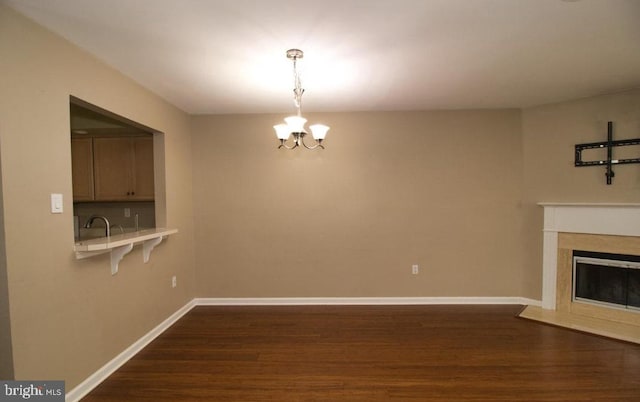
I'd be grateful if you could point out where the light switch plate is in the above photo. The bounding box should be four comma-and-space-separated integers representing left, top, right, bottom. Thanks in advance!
51, 193, 63, 214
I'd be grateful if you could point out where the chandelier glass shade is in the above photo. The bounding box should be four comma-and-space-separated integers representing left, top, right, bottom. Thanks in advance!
274, 49, 329, 150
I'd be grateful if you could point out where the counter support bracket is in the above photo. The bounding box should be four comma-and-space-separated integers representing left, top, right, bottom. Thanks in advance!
111, 243, 133, 275
143, 236, 164, 263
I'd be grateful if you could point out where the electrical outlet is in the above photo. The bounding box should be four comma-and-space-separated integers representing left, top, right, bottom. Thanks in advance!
172, 276, 177, 288
124, 207, 131, 218
412, 264, 419, 275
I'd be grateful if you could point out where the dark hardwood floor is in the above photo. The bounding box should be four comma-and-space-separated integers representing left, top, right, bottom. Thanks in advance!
81, 305, 640, 401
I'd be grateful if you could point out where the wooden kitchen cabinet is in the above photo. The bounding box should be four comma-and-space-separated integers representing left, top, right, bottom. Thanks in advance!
71, 137, 95, 201
132, 137, 155, 200
71, 134, 154, 202
93, 136, 154, 201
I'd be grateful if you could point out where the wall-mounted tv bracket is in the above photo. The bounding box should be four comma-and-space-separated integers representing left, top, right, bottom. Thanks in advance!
575, 121, 640, 185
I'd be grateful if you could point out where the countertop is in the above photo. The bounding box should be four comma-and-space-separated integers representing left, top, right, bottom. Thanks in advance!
74, 227, 178, 252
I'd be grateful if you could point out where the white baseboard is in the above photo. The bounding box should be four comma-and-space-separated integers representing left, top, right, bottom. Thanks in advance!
65, 299, 196, 402
195, 297, 542, 306
66, 296, 541, 401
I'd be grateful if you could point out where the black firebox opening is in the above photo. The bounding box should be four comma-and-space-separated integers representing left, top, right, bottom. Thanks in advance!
573, 250, 640, 310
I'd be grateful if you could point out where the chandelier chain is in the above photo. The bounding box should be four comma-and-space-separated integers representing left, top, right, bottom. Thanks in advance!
292, 56, 304, 113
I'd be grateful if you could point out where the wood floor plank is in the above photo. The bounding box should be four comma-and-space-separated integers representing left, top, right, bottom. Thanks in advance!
81, 305, 640, 401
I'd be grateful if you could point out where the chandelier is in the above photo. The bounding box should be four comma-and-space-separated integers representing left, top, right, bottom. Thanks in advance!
273, 49, 329, 150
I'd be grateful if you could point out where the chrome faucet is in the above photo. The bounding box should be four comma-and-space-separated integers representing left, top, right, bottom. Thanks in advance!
84, 215, 111, 237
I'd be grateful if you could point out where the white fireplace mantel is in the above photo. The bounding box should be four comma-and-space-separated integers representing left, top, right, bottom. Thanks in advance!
539, 203, 640, 309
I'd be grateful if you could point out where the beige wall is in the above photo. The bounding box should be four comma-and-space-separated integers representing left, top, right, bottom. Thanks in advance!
0, 148, 14, 379
0, 5, 194, 387
521, 88, 640, 299
192, 110, 526, 298
2, 0, 639, 391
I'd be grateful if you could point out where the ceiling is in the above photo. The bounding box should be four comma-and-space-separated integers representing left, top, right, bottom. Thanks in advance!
4, 0, 640, 114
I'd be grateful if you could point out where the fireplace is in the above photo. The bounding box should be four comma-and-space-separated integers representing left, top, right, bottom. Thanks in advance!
519, 203, 640, 343
573, 250, 640, 311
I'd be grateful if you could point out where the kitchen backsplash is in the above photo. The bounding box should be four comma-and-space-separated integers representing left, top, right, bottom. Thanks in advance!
74, 201, 155, 238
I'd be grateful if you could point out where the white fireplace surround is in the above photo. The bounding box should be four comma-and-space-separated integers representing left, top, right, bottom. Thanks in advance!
540, 203, 640, 310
